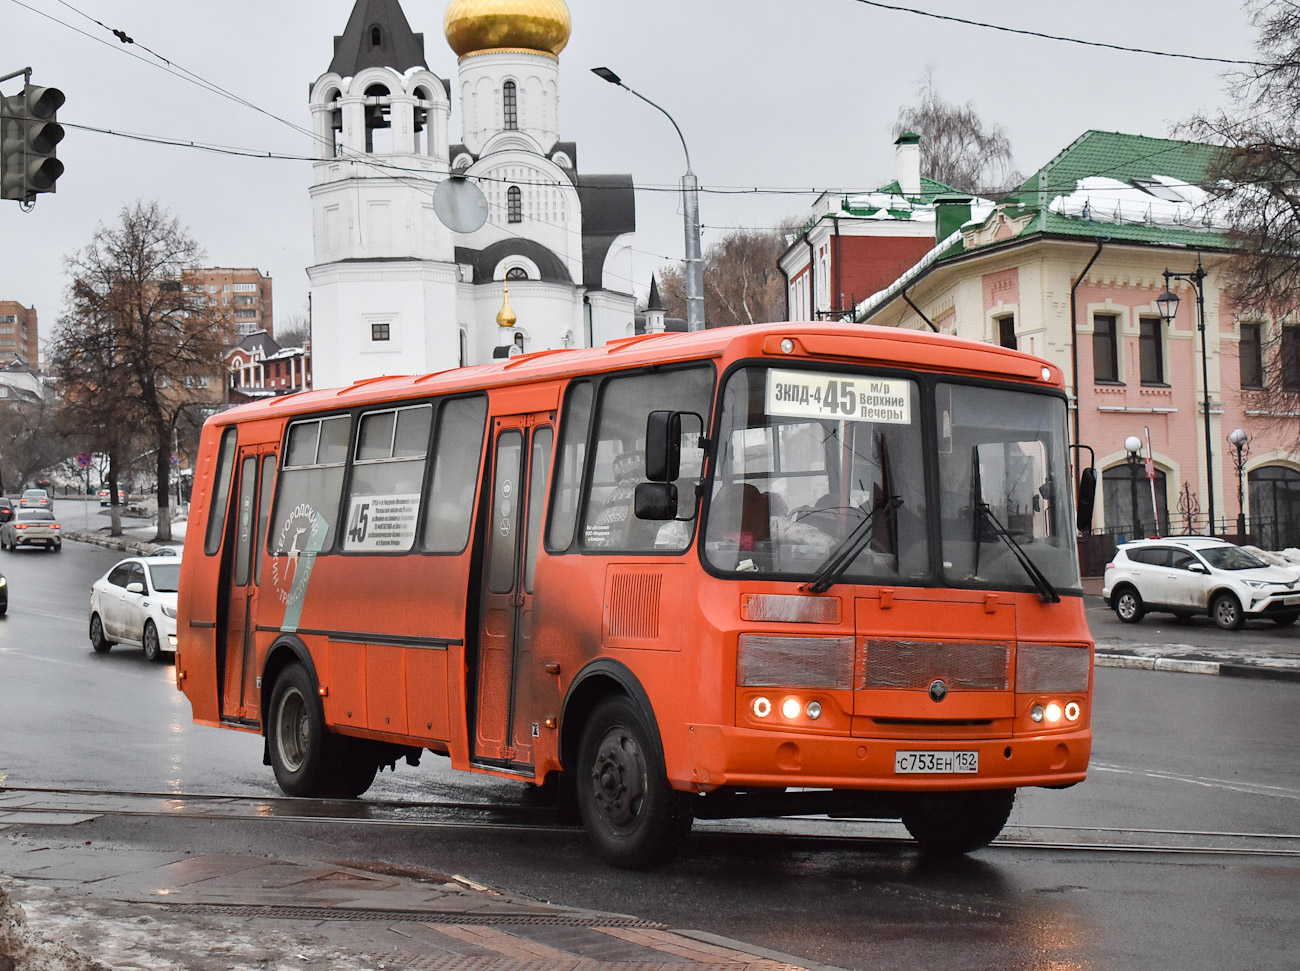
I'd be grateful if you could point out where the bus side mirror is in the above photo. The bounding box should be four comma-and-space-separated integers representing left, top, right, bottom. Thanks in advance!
635, 482, 678, 520
1077, 466, 1097, 531
644, 411, 682, 482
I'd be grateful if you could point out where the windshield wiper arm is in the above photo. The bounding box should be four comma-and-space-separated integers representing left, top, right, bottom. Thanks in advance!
804, 496, 904, 594
976, 503, 1060, 603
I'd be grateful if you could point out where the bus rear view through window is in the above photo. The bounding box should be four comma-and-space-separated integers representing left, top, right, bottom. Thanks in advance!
177, 323, 1094, 868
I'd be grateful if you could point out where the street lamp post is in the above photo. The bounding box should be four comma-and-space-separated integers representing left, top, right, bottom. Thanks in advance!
1125, 435, 1145, 539
1228, 427, 1250, 539
592, 67, 704, 332
1156, 255, 1214, 534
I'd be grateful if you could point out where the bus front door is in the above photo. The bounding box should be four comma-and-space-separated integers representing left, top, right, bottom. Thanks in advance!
473, 415, 553, 771
219, 448, 276, 725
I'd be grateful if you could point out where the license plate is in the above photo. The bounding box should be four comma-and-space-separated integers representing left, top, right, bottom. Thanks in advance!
894, 750, 979, 774
1285, 595, 1300, 606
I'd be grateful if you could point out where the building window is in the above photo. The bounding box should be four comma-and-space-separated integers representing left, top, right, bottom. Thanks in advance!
1240, 322, 1264, 389
234, 283, 256, 293
505, 266, 528, 281
1283, 326, 1300, 393
372, 322, 391, 342
370, 25, 382, 48
503, 80, 518, 131
1093, 314, 1119, 382
507, 186, 522, 223
1139, 317, 1164, 384
997, 316, 1017, 350
0, 315, 14, 323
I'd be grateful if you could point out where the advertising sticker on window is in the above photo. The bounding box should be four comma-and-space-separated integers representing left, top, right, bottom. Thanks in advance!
344, 493, 421, 551
767, 369, 911, 424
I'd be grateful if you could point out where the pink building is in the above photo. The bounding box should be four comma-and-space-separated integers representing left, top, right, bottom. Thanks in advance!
853, 131, 1300, 566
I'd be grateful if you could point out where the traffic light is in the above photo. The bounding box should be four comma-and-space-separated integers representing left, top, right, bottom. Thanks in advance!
1, 83, 64, 202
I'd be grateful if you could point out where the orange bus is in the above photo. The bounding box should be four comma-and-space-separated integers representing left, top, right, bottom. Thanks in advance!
177, 322, 1095, 868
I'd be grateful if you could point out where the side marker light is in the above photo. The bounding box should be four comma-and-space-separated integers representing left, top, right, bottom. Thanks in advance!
753, 697, 771, 718
1065, 702, 1080, 722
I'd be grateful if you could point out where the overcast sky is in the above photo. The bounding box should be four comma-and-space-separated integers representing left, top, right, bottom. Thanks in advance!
0, 0, 1258, 349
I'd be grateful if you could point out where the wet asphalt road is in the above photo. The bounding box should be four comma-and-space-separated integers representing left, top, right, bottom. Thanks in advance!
1, 528, 1298, 969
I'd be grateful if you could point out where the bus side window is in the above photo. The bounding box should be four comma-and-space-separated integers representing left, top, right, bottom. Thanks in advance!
343, 404, 432, 553
267, 415, 352, 554
423, 395, 488, 552
546, 380, 592, 552
204, 428, 239, 556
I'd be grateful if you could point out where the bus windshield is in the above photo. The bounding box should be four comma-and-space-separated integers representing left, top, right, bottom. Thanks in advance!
703, 366, 1080, 593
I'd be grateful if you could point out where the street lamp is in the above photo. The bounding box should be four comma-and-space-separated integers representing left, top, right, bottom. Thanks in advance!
1125, 435, 1145, 539
592, 67, 704, 331
1157, 255, 1214, 534
1228, 427, 1250, 539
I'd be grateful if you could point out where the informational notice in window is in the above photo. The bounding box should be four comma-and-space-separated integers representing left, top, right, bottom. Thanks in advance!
766, 369, 911, 424
344, 493, 420, 551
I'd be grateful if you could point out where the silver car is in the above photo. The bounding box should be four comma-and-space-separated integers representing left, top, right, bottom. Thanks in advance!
0, 508, 62, 551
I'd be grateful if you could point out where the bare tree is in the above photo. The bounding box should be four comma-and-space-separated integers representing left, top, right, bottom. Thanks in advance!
276, 306, 310, 348
893, 71, 1022, 196
1185, 1, 1300, 449
658, 224, 797, 327
53, 202, 234, 542
0, 394, 68, 494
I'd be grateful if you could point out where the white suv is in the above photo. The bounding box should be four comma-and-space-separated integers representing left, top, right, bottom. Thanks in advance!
1102, 537, 1300, 630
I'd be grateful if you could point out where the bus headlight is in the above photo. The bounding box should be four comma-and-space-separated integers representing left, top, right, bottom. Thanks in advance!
805, 701, 822, 720
781, 697, 801, 720
1044, 702, 1063, 723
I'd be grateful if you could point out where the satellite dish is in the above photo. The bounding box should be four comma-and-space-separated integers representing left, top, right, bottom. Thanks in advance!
433, 176, 489, 233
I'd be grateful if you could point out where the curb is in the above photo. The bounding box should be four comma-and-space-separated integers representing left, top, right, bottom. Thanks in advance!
64, 530, 180, 557
1095, 652, 1300, 683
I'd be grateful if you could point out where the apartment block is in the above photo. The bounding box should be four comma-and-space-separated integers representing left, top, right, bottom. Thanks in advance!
0, 301, 39, 364
185, 268, 274, 338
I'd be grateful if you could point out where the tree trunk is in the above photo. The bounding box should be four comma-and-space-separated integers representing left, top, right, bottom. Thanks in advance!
153, 442, 172, 544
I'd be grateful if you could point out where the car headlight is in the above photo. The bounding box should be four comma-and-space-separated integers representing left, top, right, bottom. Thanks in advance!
0, 576, 7, 587
161, 604, 177, 619
1243, 580, 1270, 590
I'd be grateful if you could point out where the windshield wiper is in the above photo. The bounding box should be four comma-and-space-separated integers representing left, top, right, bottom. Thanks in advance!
804, 496, 903, 594
976, 503, 1060, 603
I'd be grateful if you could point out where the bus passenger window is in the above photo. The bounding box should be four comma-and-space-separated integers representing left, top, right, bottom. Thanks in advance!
268, 414, 353, 554
546, 381, 592, 551
423, 396, 488, 552
344, 405, 431, 552
204, 427, 238, 556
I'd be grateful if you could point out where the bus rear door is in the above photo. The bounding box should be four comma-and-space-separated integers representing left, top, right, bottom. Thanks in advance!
219, 445, 277, 725
473, 412, 554, 772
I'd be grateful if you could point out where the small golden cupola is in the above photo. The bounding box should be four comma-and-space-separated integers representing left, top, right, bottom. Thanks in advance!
444, 0, 572, 58
496, 286, 518, 327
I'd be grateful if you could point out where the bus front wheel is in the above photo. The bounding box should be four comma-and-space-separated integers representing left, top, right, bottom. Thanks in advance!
268, 665, 336, 797
901, 788, 1016, 856
576, 696, 692, 869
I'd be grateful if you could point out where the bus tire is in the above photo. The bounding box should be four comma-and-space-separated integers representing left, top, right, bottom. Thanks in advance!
576, 696, 692, 870
267, 664, 336, 797
901, 788, 1016, 857
327, 739, 379, 799
89, 613, 112, 654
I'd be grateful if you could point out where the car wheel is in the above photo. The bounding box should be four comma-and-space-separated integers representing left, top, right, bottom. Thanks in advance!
1212, 592, 1245, 631
0, 601, 7, 616
1114, 587, 1145, 624
142, 621, 162, 663
575, 695, 693, 870
1271, 611, 1300, 627
902, 788, 1017, 856
89, 613, 113, 653
52, 541, 61, 552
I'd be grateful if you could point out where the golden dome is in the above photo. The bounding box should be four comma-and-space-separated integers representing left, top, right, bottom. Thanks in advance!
496, 287, 518, 327
444, 0, 571, 58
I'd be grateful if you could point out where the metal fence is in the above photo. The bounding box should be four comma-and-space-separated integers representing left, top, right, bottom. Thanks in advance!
1079, 516, 1300, 577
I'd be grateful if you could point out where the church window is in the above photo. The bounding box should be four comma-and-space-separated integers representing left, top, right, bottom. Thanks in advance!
503, 81, 518, 130
372, 322, 391, 342
507, 186, 522, 223
506, 267, 529, 281
370, 25, 383, 48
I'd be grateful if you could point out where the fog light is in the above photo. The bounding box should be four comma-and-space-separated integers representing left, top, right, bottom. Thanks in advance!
1045, 702, 1063, 723
806, 701, 822, 720
753, 697, 771, 718
1031, 704, 1044, 723
1065, 701, 1080, 722
781, 697, 801, 719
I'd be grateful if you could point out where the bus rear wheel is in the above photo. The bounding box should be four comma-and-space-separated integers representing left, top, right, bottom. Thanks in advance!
901, 788, 1016, 856
576, 696, 692, 869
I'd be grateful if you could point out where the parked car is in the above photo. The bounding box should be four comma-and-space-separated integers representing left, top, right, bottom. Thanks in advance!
0, 570, 7, 615
0, 508, 62, 551
88, 552, 180, 661
1103, 537, 1300, 630
19, 488, 51, 511
0, 498, 13, 523
98, 488, 127, 506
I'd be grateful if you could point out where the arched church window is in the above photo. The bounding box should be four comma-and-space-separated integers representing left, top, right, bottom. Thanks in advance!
507, 186, 522, 223
363, 83, 392, 154
506, 267, 529, 281
503, 81, 518, 131
370, 25, 383, 48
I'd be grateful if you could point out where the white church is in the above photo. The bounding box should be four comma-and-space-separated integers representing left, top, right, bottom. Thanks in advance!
307, 0, 638, 386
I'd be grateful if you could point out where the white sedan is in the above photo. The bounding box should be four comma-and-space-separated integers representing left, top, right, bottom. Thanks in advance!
89, 553, 180, 662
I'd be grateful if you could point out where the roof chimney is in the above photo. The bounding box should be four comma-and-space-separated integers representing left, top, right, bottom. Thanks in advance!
895, 132, 921, 197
